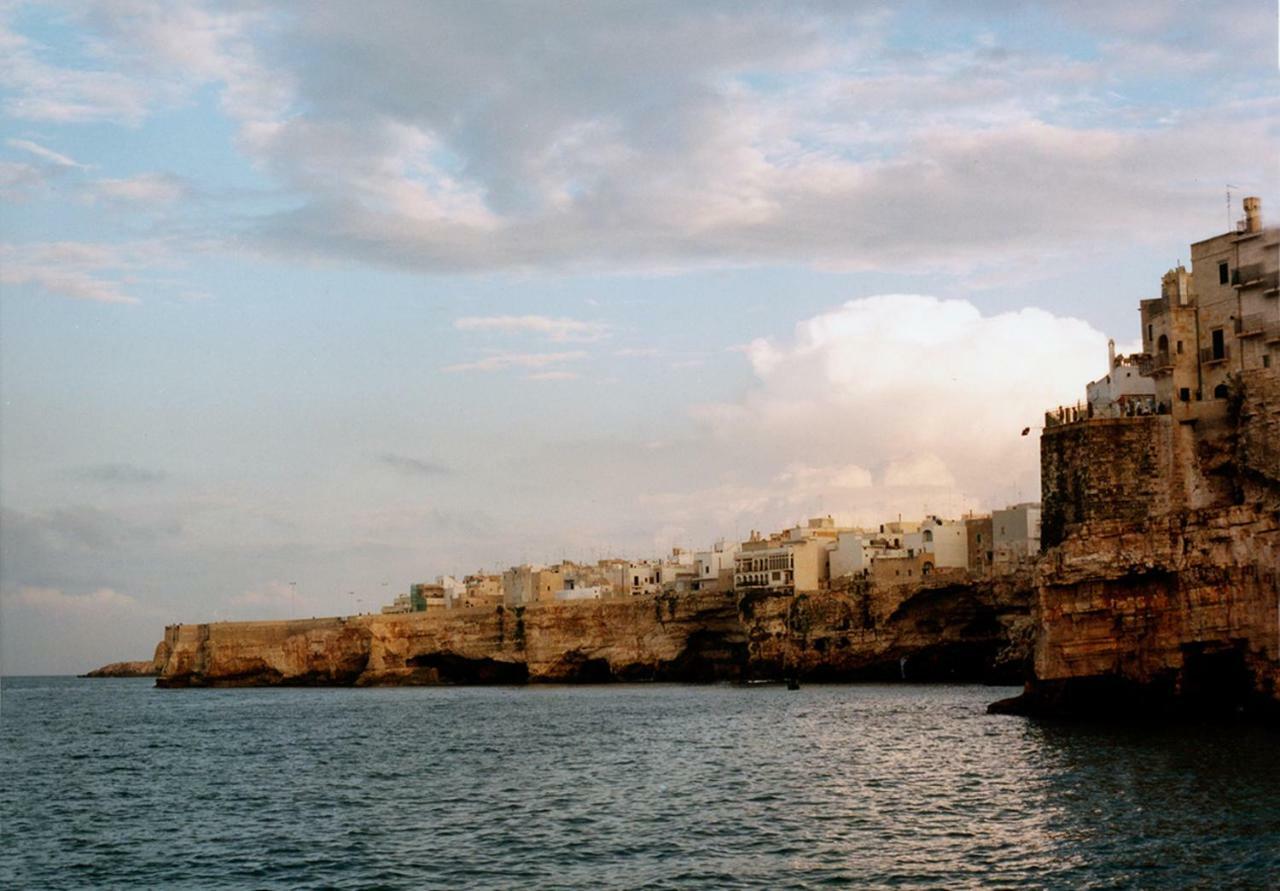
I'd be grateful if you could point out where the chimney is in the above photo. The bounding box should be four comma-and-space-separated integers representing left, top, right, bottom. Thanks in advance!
1243, 196, 1261, 233
1108, 338, 1116, 369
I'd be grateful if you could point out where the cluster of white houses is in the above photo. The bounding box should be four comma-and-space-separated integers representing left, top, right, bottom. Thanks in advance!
381, 503, 1042, 614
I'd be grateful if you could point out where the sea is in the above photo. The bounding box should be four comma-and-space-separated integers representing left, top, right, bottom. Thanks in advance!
1, 678, 1277, 890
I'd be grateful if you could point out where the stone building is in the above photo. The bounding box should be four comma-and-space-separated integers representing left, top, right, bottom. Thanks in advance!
734, 530, 829, 594
1138, 197, 1279, 410
964, 514, 993, 575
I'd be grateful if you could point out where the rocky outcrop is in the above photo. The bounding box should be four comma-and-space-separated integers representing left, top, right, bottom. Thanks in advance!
155, 591, 748, 687
82, 639, 171, 678
740, 571, 1034, 684
82, 660, 158, 678
993, 368, 1280, 719
149, 577, 1035, 688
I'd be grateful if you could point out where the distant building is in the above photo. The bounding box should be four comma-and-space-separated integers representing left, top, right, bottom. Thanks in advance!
693, 539, 738, 592
964, 514, 993, 574
902, 516, 967, 569
460, 573, 503, 609
553, 585, 609, 602
409, 583, 447, 611
734, 530, 829, 594
992, 503, 1041, 566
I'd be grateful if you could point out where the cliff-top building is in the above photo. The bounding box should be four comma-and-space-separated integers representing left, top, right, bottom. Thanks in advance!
1024, 197, 1279, 717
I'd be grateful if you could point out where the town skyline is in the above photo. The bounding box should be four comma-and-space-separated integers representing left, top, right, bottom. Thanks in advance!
2, 1, 1277, 674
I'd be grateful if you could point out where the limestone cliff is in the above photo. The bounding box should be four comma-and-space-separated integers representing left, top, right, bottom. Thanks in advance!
145, 575, 1034, 688
81, 639, 171, 678
154, 591, 747, 687
740, 572, 1033, 683
994, 368, 1280, 719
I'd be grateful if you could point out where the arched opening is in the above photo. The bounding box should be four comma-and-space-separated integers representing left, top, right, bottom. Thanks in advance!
1157, 334, 1169, 356
1213, 383, 1229, 399
922, 562, 933, 577
923, 529, 933, 542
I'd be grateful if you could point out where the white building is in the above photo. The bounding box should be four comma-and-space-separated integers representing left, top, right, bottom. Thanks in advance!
694, 539, 739, 590
1086, 340, 1157, 418
902, 516, 968, 569
554, 585, 609, 602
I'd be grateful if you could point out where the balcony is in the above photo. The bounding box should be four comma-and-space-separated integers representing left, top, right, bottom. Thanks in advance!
1140, 351, 1174, 375
1264, 321, 1280, 343
1200, 345, 1230, 365
1232, 264, 1277, 291
1235, 314, 1267, 337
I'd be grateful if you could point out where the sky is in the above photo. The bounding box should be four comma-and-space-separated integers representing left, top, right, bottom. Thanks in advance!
1, 0, 1277, 674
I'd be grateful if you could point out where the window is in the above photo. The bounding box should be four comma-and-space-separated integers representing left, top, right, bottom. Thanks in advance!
1265, 354, 1273, 369
1219, 262, 1229, 285
1179, 387, 1191, 402
1147, 323, 1153, 343
1176, 340, 1183, 354
1212, 328, 1225, 360
1157, 334, 1169, 354
976, 533, 982, 543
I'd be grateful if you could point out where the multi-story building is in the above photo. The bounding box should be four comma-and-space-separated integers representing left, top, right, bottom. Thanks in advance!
903, 516, 968, 569
460, 573, 503, 608
734, 530, 829, 594
1139, 197, 1279, 410
501, 564, 565, 606
964, 514, 993, 574
409, 583, 448, 611
693, 539, 739, 592
992, 503, 1041, 565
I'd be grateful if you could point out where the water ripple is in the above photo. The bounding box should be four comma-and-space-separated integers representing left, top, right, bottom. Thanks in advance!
2, 679, 1278, 889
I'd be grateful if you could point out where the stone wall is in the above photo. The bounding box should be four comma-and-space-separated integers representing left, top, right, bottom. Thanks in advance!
1039, 416, 1175, 548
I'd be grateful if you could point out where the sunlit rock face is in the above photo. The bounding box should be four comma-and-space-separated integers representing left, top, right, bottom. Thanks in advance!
995, 368, 1280, 719
146, 575, 1036, 688
738, 573, 1034, 684
153, 592, 751, 687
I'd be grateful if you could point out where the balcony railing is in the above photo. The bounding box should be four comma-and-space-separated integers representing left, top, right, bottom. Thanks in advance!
1232, 264, 1271, 289
1139, 351, 1174, 375
1263, 320, 1280, 343
1200, 345, 1230, 365
1235, 314, 1267, 337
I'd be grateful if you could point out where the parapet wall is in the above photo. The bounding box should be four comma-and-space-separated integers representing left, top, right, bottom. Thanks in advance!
1040, 416, 1176, 547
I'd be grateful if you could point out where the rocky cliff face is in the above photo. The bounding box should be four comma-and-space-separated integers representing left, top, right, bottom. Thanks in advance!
81, 639, 171, 678
145, 575, 1034, 688
994, 368, 1280, 719
154, 591, 747, 687
740, 572, 1034, 683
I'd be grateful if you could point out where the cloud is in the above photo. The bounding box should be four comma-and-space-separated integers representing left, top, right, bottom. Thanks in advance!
6, 586, 140, 614
441, 350, 587, 374
91, 172, 188, 205
0, 239, 183, 305
71, 463, 168, 484
526, 371, 579, 381
228, 581, 314, 618
455, 315, 610, 342
689, 294, 1107, 520
377, 453, 451, 477
6, 138, 87, 169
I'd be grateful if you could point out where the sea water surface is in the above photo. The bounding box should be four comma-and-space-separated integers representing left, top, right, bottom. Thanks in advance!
1, 678, 1277, 889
